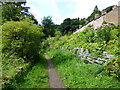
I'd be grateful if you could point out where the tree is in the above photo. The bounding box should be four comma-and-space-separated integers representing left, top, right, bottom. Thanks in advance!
79, 18, 86, 26
71, 18, 80, 32
41, 16, 55, 37
104, 6, 113, 13
94, 5, 99, 12
27, 14, 38, 24
59, 18, 72, 35
59, 18, 80, 35
1, 2, 38, 24
2, 19, 44, 62
86, 5, 101, 22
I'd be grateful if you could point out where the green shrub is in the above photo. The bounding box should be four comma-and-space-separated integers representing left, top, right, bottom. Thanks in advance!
110, 29, 120, 40
105, 58, 120, 79
106, 39, 120, 55
102, 21, 107, 25
83, 59, 89, 64
48, 49, 78, 64
96, 26, 111, 43
85, 29, 95, 43
2, 20, 44, 61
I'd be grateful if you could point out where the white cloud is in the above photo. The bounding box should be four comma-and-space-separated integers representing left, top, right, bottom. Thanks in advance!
26, 0, 43, 24
71, 0, 119, 19
47, 0, 63, 24
28, 6, 42, 24
26, 0, 63, 24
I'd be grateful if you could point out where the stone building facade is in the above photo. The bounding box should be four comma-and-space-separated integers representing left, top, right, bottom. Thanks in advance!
74, 5, 120, 34
104, 5, 120, 26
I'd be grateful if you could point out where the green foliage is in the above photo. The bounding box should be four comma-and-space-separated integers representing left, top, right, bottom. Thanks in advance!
42, 16, 56, 37
102, 21, 108, 25
106, 29, 120, 55
110, 29, 120, 40
79, 18, 86, 26
48, 49, 80, 65
84, 29, 95, 43
4, 54, 48, 88
1, 2, 23, 22
59, 18, 79, 35
2, 20, 44, 61
48, 25, 119, 56
83, 59, 89, 64
93, 65, 105, 76
90, 50, 102, 57
106, 40, 120, 55
48, 49, 120, 88
87, 5, 101, 22
59, 18, 72, 35
2, 20, 45, 88
104, 6, 113, 13
1, 2, 38, 24
96, 26, 111, 43
105, 57, 120, 79
55, 30, 62, 37
46, 24, 120, 83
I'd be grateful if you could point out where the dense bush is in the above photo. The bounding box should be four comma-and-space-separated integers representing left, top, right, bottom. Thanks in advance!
110, 29, 120, 40
84, 28, 95, 43
2, 19, 44, 62
96, 26, 111, 43
48, 49, 79, 64
105, 57, 120, 79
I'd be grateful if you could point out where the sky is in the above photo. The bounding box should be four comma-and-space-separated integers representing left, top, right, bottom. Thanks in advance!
26, 0, 120, 25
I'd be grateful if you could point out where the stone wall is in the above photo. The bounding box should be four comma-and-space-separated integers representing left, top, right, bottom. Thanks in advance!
104, 7, 119, 26
74, 5, 120, 34
93, 16, 104, 28
73, 47, 114, 64
118, 6, 120, 25
60, 47, 114, 65
93, 6, 120, 28
73, 20, 94, 34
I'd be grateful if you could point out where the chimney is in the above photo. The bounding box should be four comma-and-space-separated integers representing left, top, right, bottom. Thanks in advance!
112, 5, 117, 10
94, 14, 100, 19
102, 9, 107, 15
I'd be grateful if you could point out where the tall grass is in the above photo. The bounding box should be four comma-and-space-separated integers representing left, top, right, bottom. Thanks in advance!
48, 49, 120, 88
3, 54, 49, 88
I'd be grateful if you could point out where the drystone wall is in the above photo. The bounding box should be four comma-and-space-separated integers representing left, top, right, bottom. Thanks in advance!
73, 47, 114, 64
60, 47, 114, 65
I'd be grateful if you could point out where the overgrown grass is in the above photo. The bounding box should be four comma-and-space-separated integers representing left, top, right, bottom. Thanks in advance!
48, 49, 120, 88
3, 54, 49, 88
47, 26, 120, 56
46, 25, 120, 79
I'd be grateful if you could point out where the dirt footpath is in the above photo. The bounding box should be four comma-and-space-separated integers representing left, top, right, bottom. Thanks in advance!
45, 53, 65, 88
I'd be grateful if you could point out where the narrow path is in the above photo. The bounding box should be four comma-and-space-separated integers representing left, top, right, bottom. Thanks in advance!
45, 53, 65, 88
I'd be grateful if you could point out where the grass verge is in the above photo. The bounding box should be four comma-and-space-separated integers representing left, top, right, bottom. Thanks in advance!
48, 49, 120, 88
3, 53, 49, 88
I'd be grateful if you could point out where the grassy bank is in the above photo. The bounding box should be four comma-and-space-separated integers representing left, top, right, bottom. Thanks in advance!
3, 54, 49, 88
45, 25, 120, 79
48, 49, 120, 88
